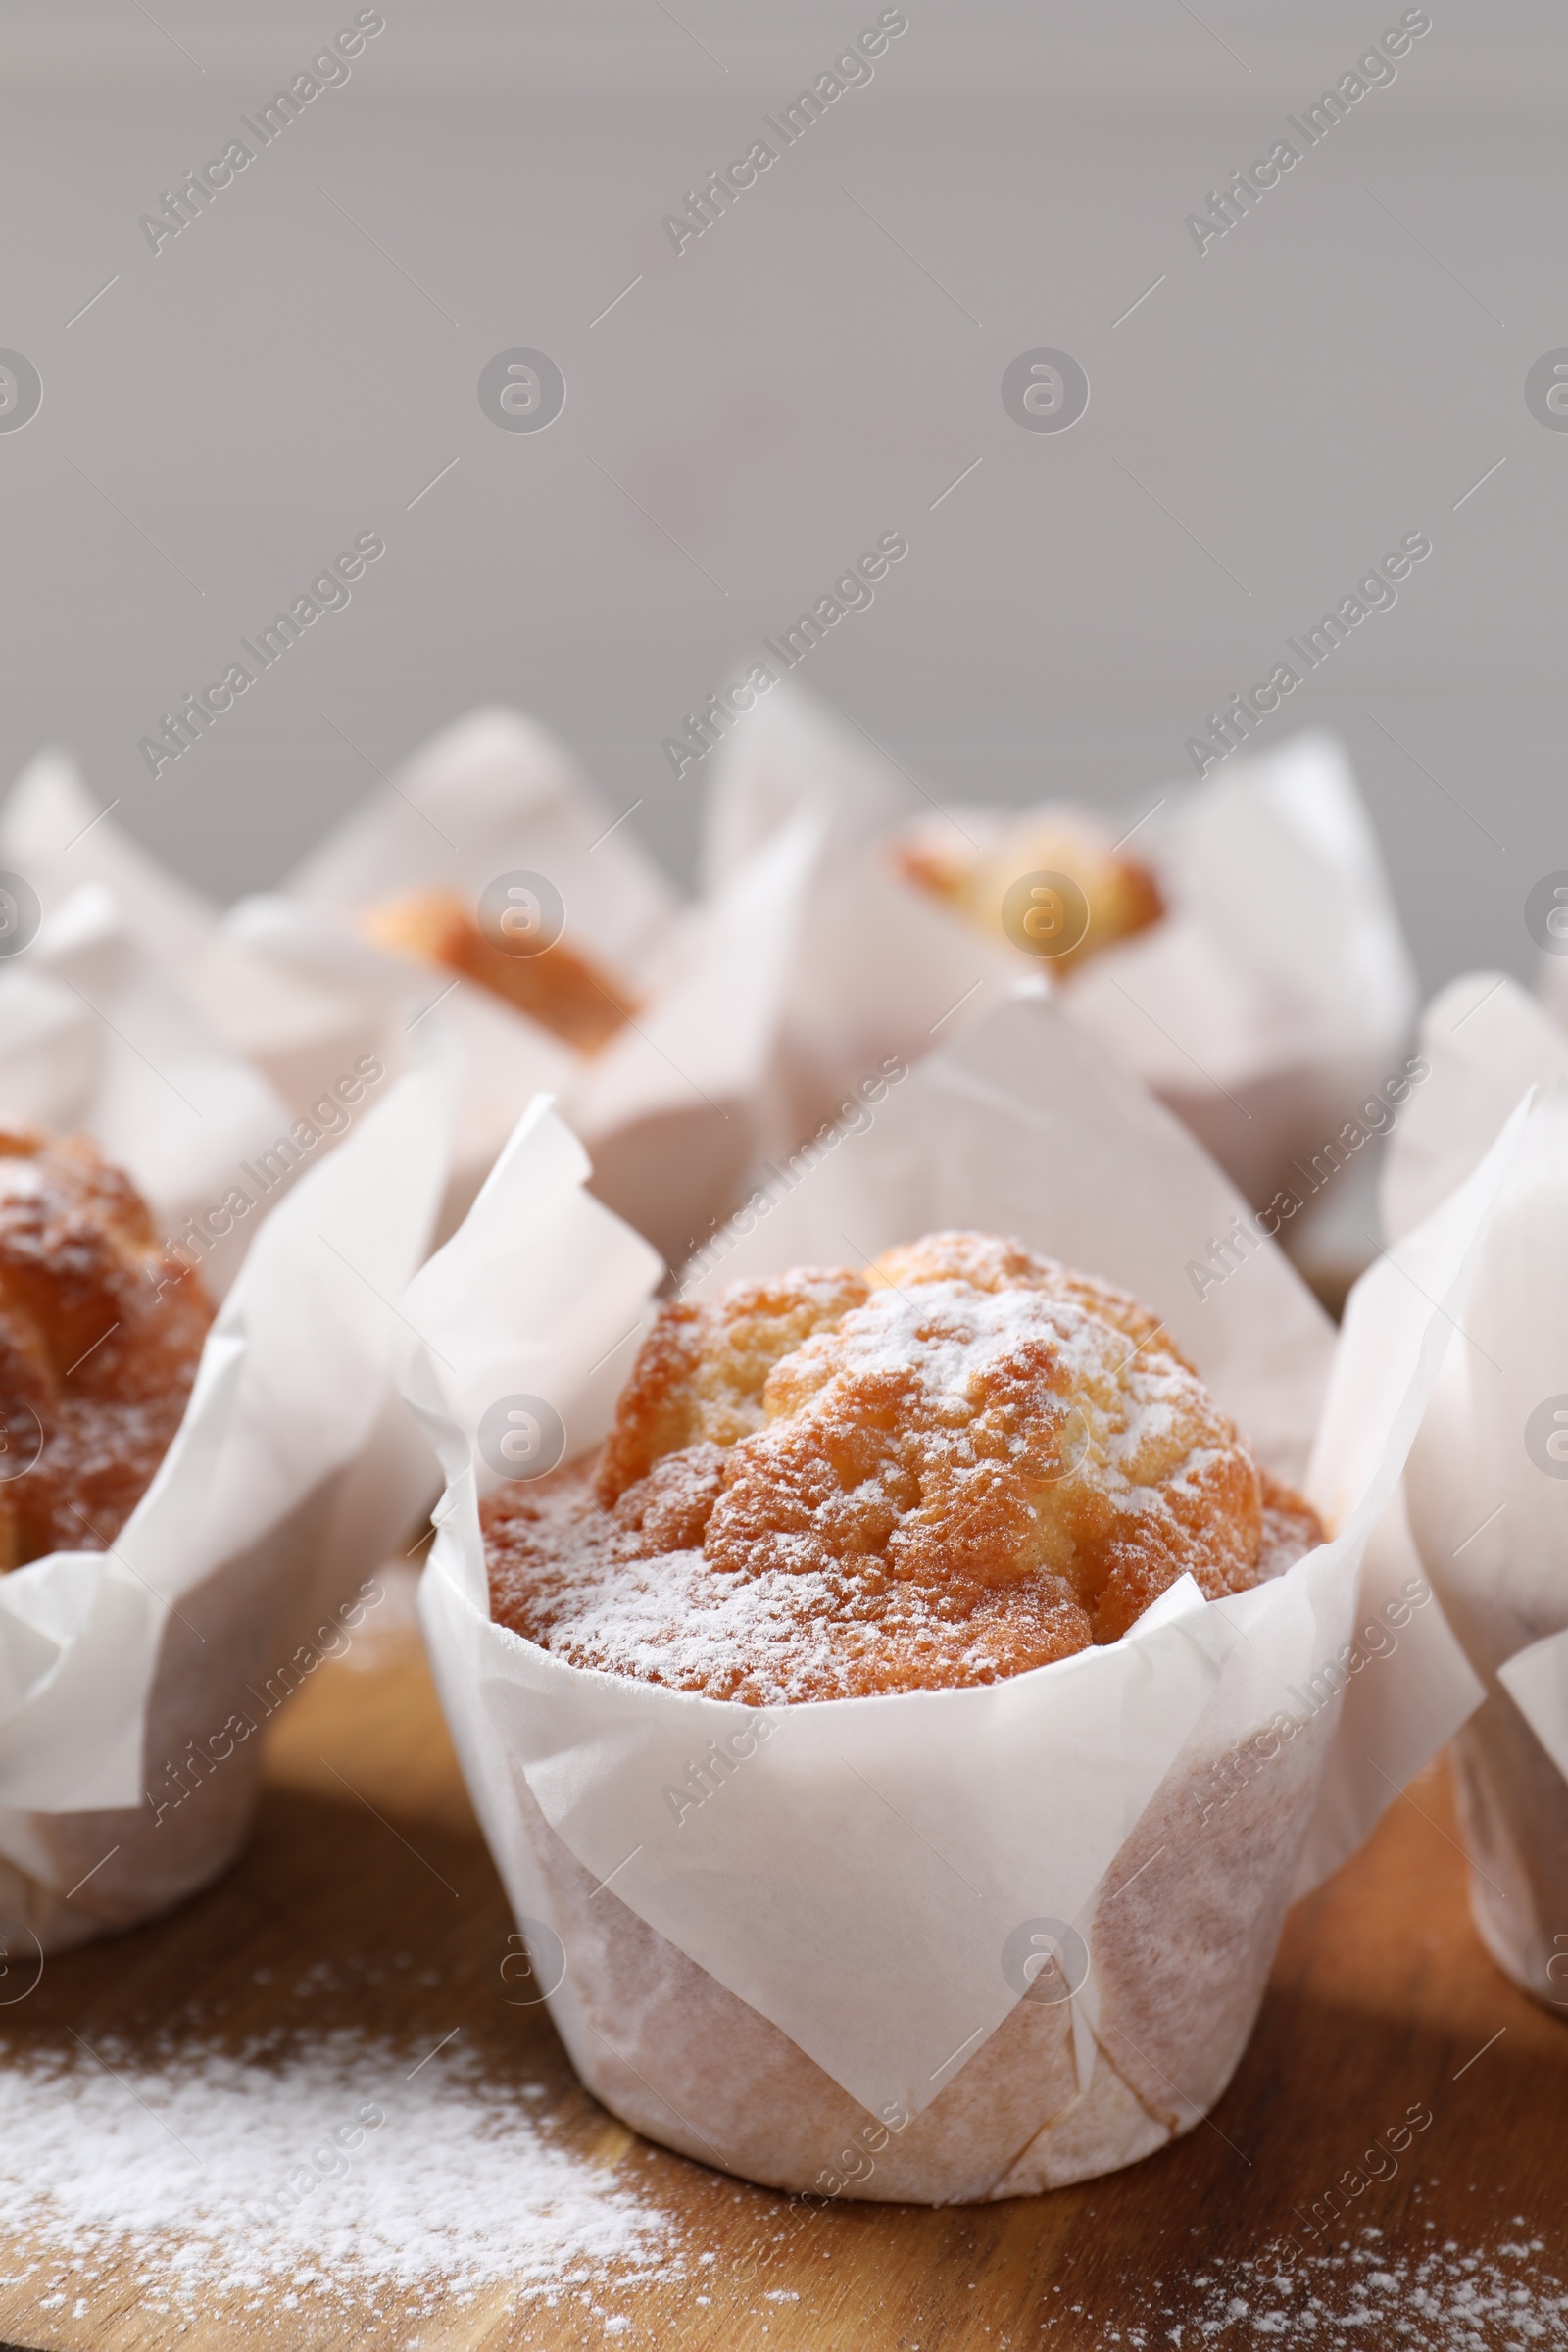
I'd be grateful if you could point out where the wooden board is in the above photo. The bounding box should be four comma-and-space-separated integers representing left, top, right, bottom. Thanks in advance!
2, 1597, 1566, 2351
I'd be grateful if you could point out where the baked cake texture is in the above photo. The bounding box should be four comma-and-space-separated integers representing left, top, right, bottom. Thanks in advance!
894, 816, 1163, 975
0, 1131, 214, 1572
360, 886, 636, 1054
486, 1232, 1320, 1700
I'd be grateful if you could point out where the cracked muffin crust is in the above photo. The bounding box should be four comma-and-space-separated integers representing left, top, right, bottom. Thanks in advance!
0, 1131, 215, 1573
485, 1232, 1322, 1702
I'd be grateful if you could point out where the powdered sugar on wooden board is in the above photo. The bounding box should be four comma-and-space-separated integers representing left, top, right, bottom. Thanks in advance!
0, 2028, 682, 2333
1057, 2221, 1568, 2347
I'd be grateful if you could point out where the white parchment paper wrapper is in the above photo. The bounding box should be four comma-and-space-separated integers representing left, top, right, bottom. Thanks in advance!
0, 1061, 452, 1954
1384, 971, 1568, 2010
214, 708, 819, 1266
0, 749, 220, 985
400, 989, 1505, 2201
0, 752, 389, 1296
703, 688, 1416, 1209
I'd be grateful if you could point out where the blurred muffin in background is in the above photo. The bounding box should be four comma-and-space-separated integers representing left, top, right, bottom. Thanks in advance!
893, 811, 1163, 977
360, 885, 638, 1054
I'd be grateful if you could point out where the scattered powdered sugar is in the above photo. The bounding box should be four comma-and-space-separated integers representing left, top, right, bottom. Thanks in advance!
0, 2029, 682, 2332
1088, 2224, 1568, 2347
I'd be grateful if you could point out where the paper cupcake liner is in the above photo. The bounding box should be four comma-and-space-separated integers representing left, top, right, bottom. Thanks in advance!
1445, 1700, 1568, 2013
0, 1478, 338, 1953
500, 1707, 1333, 2203
1386, 989, 1568, 2018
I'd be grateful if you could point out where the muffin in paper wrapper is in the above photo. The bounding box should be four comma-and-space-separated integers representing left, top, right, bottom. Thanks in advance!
0, 1059, 452, 1955
702, 683, 1416, 1213
398, 989, 1506, 2201
202, 710, 822, 1266
0, 727, 822, 1272
1383, 971, 1568, 2013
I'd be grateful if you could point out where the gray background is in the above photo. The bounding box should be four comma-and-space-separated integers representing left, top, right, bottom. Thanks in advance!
1, 0, 1561, 993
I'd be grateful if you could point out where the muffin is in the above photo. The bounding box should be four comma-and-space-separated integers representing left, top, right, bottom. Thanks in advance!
487, 1231, 1320, 1695
893, 815, 1163, 976
360, 885, 637, 1054
0, 1130, 214, 1572
2, 1070, 452, 1960
475, 1231, 1326, 2200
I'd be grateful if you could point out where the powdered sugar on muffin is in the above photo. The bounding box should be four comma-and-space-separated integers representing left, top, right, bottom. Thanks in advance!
485, 1232, 1321, 1702
0, 1130, 214, 1572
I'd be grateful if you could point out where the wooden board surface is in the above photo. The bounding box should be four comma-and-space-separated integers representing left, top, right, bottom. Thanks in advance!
3, 1591, 1566, 2351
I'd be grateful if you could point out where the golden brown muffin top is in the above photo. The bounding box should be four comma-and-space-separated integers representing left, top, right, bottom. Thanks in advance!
485, 1232, 1320, 1702
0, 1131, 215, 1572
360, 886, 637, 1054
893, 814, 1163, 976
